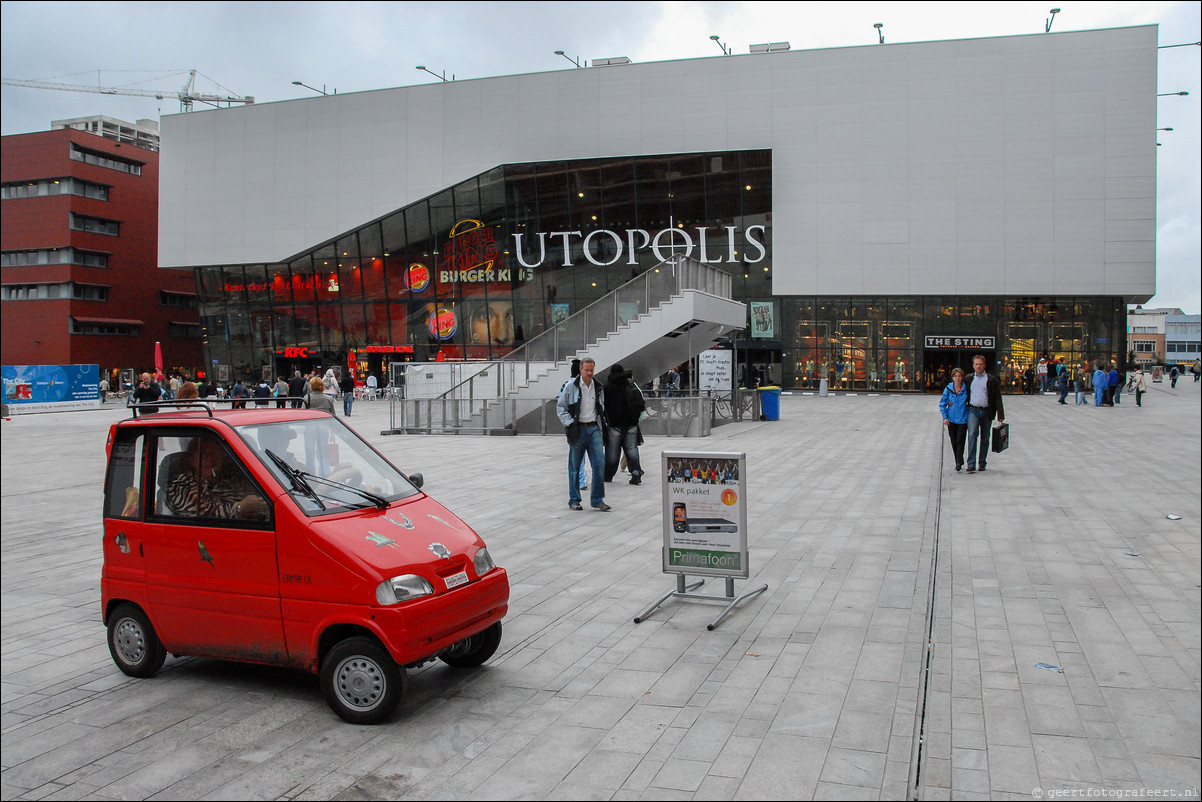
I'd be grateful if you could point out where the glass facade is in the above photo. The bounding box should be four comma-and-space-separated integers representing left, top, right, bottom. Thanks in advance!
782, 297, 1126, 393
197, 150, 773, 383
195, 150, 1126, 391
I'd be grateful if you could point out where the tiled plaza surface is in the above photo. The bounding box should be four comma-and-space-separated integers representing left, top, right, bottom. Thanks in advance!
2, 380, 1198, 800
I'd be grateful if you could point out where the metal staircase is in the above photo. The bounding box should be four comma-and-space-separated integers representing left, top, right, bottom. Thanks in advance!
384, 257, 746, 435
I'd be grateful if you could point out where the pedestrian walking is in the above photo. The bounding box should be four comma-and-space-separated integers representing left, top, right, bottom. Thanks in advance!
287, 371, 308, 408
1056, 366, 1069, 404
340, 371, 355, 416
964, 355, 1005, 474
1134, 368, 1148, 407
939, 367, 969, 471
556, 356, 609, 511
1093, 362, 1108, 407
603, 364, 646, 486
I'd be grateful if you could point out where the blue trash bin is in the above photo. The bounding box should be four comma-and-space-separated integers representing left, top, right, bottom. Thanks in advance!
758, 386, 781, 420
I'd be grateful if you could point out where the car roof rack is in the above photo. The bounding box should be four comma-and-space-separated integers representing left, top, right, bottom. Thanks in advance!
128, 397, 310, 419
129, 399, 217, 419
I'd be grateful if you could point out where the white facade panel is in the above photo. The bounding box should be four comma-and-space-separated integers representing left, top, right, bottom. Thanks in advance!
159, 26, 1157, 301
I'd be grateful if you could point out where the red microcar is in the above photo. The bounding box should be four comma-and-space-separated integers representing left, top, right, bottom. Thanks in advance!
100, 404, 509, 723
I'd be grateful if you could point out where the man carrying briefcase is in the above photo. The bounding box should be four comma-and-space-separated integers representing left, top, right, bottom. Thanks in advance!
965, 354, 1005, 473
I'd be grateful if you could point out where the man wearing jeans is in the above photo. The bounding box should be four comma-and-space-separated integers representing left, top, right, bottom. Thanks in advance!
965, 354, 1005, 474
556, 357, 610, 511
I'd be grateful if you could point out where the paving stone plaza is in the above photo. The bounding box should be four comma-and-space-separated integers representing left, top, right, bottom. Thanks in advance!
2, 384, 1198, 800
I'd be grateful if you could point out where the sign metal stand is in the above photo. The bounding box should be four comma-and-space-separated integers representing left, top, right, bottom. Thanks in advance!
634, 574, 767, 631
634, 450, 768, 630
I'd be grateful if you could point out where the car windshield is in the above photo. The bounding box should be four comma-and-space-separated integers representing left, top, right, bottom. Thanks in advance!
238, 418, 420, 515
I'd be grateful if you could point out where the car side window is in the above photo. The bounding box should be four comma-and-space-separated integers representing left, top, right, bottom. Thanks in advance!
104, 430, 145, 519
154, 433, 271, 524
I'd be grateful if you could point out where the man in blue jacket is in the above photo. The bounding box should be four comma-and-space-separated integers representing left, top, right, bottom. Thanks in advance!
556, 357, 610, 511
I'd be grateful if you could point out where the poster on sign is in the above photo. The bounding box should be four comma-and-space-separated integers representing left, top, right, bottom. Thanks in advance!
697, 350, 733, 394
661, 451, 748, 579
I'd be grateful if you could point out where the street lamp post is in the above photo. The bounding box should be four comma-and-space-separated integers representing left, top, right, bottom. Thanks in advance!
553, 51, 584, 68
874, 23, 884, 44
415, 66, 452, 82
1045, 8, 1060, 33
292, 80, 328, 96
709, 35, 730, 56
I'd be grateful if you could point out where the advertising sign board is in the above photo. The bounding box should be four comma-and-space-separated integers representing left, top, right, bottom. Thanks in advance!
661, 451, 748, 578
2, 364, 100, 413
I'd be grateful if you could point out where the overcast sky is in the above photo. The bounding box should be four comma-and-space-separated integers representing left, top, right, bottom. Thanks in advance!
3, 1, 1198, 313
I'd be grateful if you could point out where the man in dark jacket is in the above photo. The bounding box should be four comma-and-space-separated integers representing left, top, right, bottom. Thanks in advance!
131, 372, 162, 413
965, 354, 1006, 474
287, 371, 308, 408
340, 372, 356, 416
603, 364, 646, 485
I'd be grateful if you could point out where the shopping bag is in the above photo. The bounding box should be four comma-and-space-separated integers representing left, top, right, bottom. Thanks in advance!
991, 422, 1010, 453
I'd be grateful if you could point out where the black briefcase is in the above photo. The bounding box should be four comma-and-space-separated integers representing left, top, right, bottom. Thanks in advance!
991, 422, 1010, 453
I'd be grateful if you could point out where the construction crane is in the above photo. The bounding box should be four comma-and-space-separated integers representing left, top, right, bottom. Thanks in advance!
1, 69, 254, 112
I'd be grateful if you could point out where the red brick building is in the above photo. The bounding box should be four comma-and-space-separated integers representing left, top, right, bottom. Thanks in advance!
1, 126, 201, 385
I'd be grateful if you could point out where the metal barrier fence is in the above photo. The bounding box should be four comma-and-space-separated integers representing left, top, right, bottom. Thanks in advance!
382, 389, 760, 436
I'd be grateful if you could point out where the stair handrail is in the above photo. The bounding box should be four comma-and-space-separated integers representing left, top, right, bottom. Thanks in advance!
435, 256, 732, 401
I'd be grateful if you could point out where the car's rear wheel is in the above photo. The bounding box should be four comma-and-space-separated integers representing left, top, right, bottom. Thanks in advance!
107, 603, 167, 678
439, 621, 502, 668
321, 637, 404, 724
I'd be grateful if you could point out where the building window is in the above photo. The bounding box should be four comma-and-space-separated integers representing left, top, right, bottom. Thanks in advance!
1, 248, 109, 268
160, 291, 197, 308
69, 212, 120, 236
70, 318, 140, 336
1133, 341, 1155, 353
69, 143, 142, 175
168, 322, 200, 337
1, 178, 109, 201
2, 282, 108, 301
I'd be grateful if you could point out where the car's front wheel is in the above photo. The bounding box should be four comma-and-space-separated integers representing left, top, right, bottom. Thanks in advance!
107, 603, 167, 678
439, 621, 502, 668
321, 637, 404, 724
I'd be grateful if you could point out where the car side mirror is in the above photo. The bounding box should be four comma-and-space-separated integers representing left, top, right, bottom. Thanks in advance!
408, 472, 424, 490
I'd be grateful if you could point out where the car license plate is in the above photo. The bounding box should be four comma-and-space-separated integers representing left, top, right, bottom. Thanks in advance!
444, 571, 468, 590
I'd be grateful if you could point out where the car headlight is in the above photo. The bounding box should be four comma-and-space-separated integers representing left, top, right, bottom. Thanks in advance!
473, 547, 495, 576
375, 574, 434, 605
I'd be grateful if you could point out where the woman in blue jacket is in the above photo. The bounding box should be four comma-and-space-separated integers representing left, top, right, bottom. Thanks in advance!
939, 367, 969, 472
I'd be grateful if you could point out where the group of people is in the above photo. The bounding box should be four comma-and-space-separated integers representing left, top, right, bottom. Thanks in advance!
556, 357, 647, 511
122, 367, 366, 417
940, 350, 1184, 471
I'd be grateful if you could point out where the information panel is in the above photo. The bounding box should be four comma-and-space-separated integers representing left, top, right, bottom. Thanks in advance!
661, 450, 748, 578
